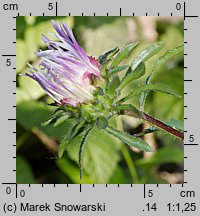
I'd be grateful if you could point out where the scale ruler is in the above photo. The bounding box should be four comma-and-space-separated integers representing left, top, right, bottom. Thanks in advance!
0, 0, 199, 215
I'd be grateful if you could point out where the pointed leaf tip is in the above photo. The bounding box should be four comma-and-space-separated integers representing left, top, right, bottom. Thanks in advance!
120, 62, 146, 90
120, 83, 182, 103
111, 41, 140, 68
105, 126, 154, 152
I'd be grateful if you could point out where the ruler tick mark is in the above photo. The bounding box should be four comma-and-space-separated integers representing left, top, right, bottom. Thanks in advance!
184, 2, 199, 20
185, 15, 198, 18
144, 184, 146, 198
2, 54, 16, 57
16, 184, 18, 198
184, 143, 198, 146
184, 2, 186, 20
56, 2, 58, 16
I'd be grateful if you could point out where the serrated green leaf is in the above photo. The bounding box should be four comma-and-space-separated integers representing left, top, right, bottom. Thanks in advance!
58, 121, 85, 158
166, 119, 184, 132
140, 44, 184, 110
68, 121, 85, 140
111, 41, 139, 67
120, 83, 181, 103
150, 44, 184, 80
79, 127, 92, 179
107, 65, 128, 77
54, 114, 70, 127
120, 62, 146, 90
106, 75, 120, 98
98, 47, 119, 65
58, 139, 71, 159
41, 118, 55, 127
104, 126, 154, 152
58, 120, 79, 158
100, 59, 112, 77
120, 42, 165, 90
67, 122, 121, 183
41, 110, 65, 126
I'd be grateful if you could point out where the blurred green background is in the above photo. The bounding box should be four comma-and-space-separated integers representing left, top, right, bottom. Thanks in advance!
16, 16, 184, 184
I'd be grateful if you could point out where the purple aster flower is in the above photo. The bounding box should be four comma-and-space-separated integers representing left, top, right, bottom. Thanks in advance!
23, 21, 101, 107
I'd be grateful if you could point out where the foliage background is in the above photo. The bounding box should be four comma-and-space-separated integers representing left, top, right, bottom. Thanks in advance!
16, 16, 184, 184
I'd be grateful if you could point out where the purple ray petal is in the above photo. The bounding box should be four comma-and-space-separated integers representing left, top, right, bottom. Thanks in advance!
24, 21, 101, 106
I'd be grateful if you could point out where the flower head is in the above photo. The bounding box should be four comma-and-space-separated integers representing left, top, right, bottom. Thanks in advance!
24, 21, 101, 107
